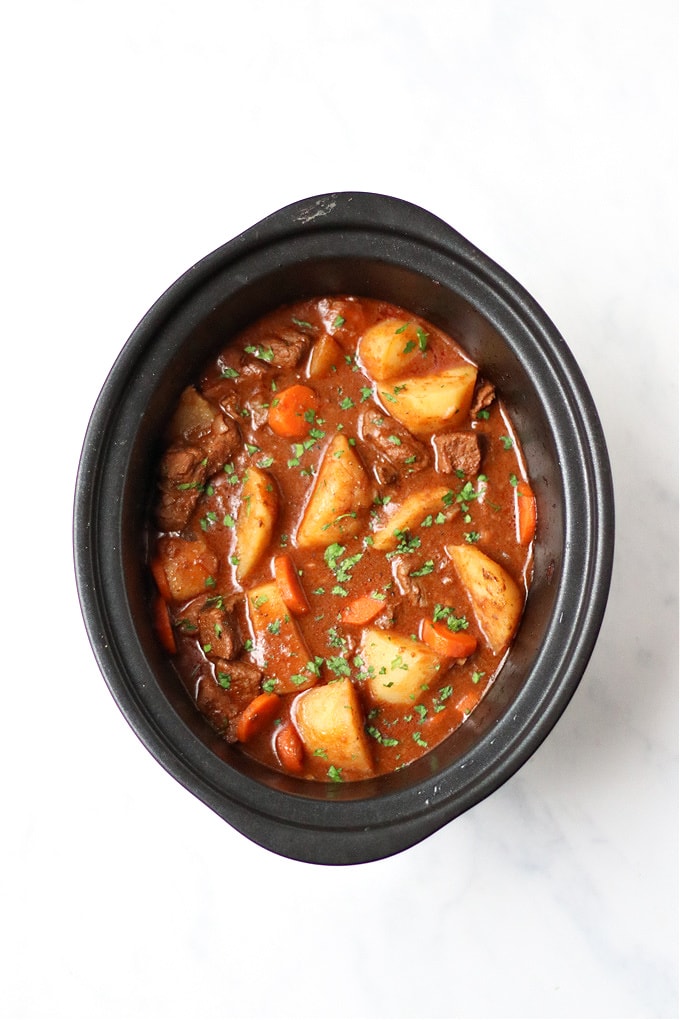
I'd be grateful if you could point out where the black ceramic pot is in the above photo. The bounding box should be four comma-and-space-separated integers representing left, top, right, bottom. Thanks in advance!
73, 192, 614, 865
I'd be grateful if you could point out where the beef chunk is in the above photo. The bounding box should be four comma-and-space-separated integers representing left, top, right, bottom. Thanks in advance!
372, 460, 398, 486
154, 410, 240, 532
361, 412, 430, 483
155, 444, 206, 531
198, 605, 238, 660
393, 558, 428, 607
244, 327, 312, 370
470, 379, 496, 418
178, 593, 243, 656
201, 413, 240, 475
434, 432, 481, 477
196, 659, 262, 742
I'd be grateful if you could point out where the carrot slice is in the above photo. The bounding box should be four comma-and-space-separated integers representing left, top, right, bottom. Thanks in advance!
515, 480, 537, 546
420, 618, 478, 660
275, 722, 305, 775
152, 595, 177, 654
340, 595, 384, 626
274, 554, 310, 616
236, 692, 281, 743
150, 557, 172, 602
268, 384, 319, 438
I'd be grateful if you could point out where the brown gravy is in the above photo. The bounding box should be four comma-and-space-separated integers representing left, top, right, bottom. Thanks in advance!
147, 296, 535, 781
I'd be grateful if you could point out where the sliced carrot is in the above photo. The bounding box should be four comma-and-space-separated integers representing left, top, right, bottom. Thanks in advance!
515, 480, 537, 546
152, 595, 177, 654
150, 557, 172, 602
236, 692, 281, 744
274, 554, 310, 616
275, 722, 305, 775
340, 595, 384, 626
267, 384, 319, 438
420, 618, 478, 660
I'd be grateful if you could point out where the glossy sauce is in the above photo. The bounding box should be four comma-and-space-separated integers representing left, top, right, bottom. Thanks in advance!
147, 296, 535, 782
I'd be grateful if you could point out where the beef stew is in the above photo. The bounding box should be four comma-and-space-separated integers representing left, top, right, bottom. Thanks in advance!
147, 296, 536, 782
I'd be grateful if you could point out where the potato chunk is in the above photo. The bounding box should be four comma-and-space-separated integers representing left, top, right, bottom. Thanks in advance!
296, 434, 374, 548
307, 333, 343, 379
371, 485, 453, 551
446, 544, 524, 654
154, 537, 218, 602
167, 386, 217, 441
359, 627, 443, 705
293, 679, 372, 776
358, 318, 423, 380
377, 364, 477, 437
235, 466, 278, 583
246, 581, 315, 693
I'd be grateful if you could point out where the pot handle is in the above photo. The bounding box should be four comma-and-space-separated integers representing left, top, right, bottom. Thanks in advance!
249, 191, 476, 259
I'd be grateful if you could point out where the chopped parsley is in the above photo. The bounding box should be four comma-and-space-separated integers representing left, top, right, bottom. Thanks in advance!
433, 684, 454, 712
223, 462, 239, 485
386, 530, 421, 559
410, 560, 434, 577
176, 480, 204, 492
244, 344, 274, 363
416, 327, 429, 352
390, 654, 409, 671
326, 656, 351, 677
324, 543, 363, 585
433, 604, 469, 631
366, 725, 399, 747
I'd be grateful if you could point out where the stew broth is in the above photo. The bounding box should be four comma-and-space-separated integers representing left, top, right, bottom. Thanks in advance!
147, 296, 535, 781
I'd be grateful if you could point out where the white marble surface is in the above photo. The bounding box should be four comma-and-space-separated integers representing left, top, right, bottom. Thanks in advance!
1, 2, 677, 1018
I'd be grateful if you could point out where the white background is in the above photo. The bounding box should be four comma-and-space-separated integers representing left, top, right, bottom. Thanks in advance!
1, 2, 677, 1018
